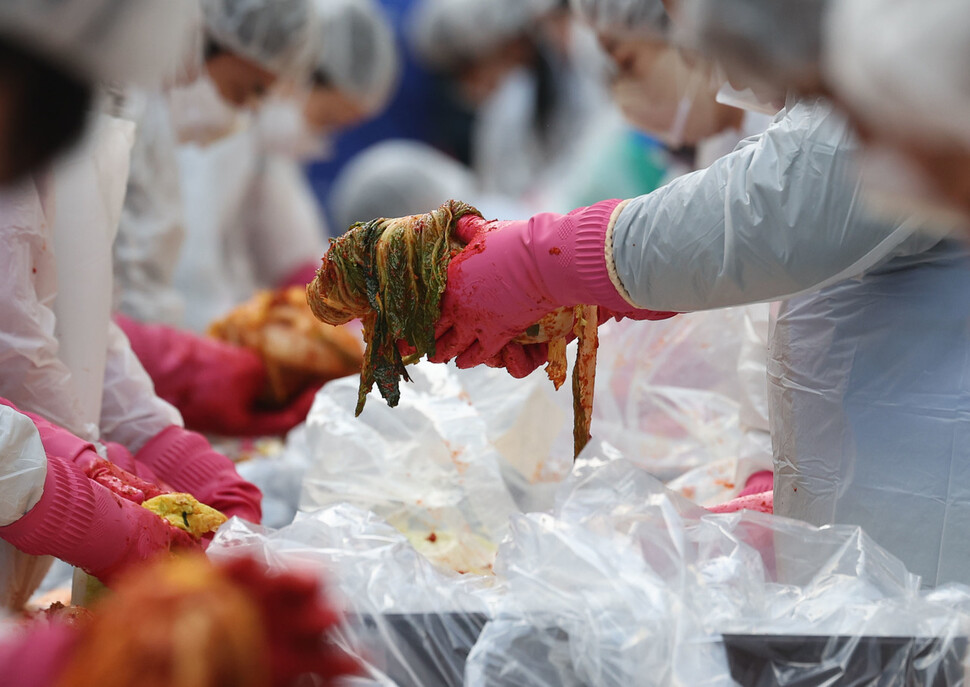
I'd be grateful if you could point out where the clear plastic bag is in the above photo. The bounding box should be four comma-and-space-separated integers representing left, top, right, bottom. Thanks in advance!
466, 440, 970, 686
298, 364, 520, 575
453, 365, 572, 513
207, 505, 500, 687
591, 307, 770, 485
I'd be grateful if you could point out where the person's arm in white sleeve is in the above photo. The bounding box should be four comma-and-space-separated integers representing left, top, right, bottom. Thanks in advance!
610, 98, 931, 312
98, 319, 182, 452
0, 182, 92, 440
246, 155, 326, 289
0, 406, 47, 527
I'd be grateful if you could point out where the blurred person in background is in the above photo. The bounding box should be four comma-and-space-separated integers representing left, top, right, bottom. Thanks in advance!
822, 0, 970, 225
306, 0, 474, 229
365, 0, 970, 586
114, 0, 334, 327
673, 0, 970, 226
330, 139, 529, 231
115, 0, 395, 438
172, 0, 398, 333
0, 0, 226, 614
543, 0, 774, 211
410, 0, 609, 202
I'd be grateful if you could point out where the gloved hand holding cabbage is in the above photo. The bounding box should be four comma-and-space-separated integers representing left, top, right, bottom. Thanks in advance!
307, 200, 675, 457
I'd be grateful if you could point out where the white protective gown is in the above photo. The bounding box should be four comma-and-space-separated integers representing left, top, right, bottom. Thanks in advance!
610, 97, 964, 585
0, 115, 182, 607
113, 90, 186, 326
174, 126, 326, 333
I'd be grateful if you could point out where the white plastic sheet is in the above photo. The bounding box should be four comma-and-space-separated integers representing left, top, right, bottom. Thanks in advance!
467, 441, 970, 686
299, 364, 521, 575
207, 506, 499, 686
211, 441, 970, 686
592, 308, 769, 486
295, 307, 770, 533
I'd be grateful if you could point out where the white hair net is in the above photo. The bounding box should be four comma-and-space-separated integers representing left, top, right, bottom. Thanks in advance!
330, 140, 477, 231
411, 0, 558, 69
0, 0, 202, 86
309, 0, 399, 114
676, 0, 826, 92
201, 0, 320, 80
569, 0, 669, 37
824, 0, 970, 150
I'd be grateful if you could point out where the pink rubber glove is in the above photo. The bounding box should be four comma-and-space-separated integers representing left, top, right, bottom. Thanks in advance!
0, 454, 199, 583
135, 425, 262, 524
116, 315, 314, 437
278, 260, 321, 290
737, 470, 773, 497
0, 620, 78, 687
0, 400, 170, 502
102, 440, 171, 492
431, 200, 676, 371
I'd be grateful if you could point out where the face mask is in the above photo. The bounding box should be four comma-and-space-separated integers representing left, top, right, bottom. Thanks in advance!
254, 97, 332, 161
715, 82, 783, 116
614, 76, 721, 148
167, 72, 249, 146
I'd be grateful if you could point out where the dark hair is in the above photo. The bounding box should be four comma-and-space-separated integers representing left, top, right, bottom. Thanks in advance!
532, 42, 558, 148
204, 36, 228, 62
311, 69, 333, 89
0, 37, 92, 181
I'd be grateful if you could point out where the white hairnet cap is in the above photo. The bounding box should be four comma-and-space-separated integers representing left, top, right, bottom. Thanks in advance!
310, 0, 399, 114
569, 0, 670, 37
677, 0, 826, 91
0, 0, 202, 86
824, 0, 970, 149
411, 0, 558, 69
330, 140, 478, 231
202, 0, 320, 81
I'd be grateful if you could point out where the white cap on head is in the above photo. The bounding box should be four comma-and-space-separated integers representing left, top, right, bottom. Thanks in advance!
569, 0, 670, 38
0, 0, 202, 86
330, 140, 478, 231
824, 0, 970, 149
410, 0, 557, 69
201, 0, 321, 81
676, 0, 826, 92
309, 0, 399, 114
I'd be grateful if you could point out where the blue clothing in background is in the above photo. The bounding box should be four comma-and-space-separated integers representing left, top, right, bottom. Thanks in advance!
304, 0, 472, 231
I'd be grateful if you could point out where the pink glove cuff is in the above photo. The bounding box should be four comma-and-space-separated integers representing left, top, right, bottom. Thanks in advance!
0, 399, 95, 467
738, 470, 774, 498
137, 426, 262, 523
0, 456, 164, 580
0, 456, 94, 555
531, 199, 634, 312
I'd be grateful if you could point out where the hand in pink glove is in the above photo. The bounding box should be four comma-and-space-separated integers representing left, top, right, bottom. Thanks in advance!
135, 425, 262, 524
0, 454, 200, 583
0, 401, 171, 503
116, 315, 313, 437
101, 440, 172, 493
431, 200, 676, 371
